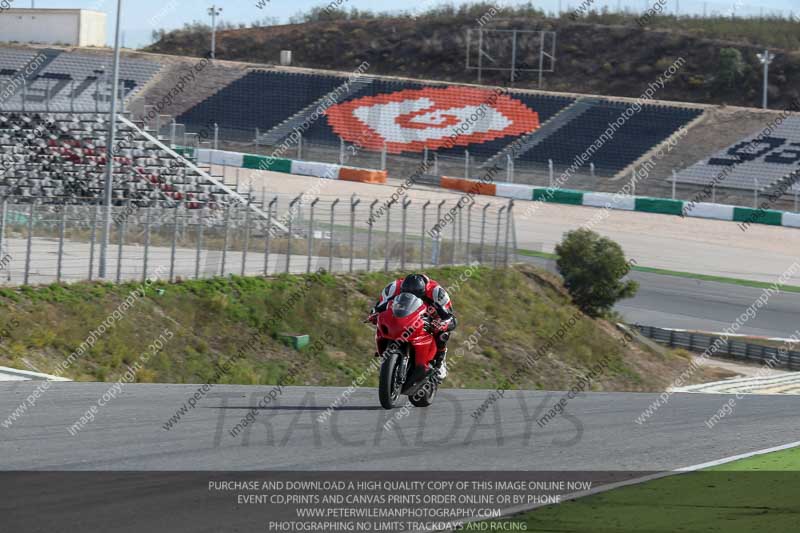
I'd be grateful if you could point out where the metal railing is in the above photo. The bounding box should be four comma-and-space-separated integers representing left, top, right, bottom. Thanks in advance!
0, 194, 516, 286
635, 324, 800, 371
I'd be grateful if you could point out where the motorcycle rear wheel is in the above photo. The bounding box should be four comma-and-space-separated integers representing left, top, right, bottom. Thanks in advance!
379, 347, 404, 409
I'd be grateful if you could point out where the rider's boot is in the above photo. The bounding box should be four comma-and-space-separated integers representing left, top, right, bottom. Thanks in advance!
433, 349, 447, 382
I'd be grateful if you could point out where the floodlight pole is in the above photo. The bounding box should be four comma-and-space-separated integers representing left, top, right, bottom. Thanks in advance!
757, 49, 774, 110
477, 29, 483, 84
99, 0, 123, 279
209, 5, 223, 60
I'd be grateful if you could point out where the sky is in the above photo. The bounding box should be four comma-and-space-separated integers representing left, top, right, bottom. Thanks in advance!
13, 0, 798, 48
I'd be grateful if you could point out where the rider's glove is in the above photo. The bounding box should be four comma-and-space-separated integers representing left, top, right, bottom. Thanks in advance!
422, 315, 436, 334
441, 316, 457, 332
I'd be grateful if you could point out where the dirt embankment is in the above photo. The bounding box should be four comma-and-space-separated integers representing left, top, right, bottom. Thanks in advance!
147, 15, 800, 109
0, 266, 724, 391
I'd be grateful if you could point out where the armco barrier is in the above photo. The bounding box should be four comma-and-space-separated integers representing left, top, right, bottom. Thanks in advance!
173, 147, 195, 158
684, 202, 735, 221
291, 160, 340, 179
582, 192, 636, 211
634, 197, 684, 216
496, 182, 534, 200
783, 213, 800, 228
635, 324, 800, 370
185, 146, 800, 230
416, 174, 443, 187
242, 154, 293, 173
533, 188, 584, 205
440, 176, 496, 196
197, 148, 244, 167
733, 207, 784, 226
190, 147, 385, 183
431, 174, 799, 229
338, 167, 387, 184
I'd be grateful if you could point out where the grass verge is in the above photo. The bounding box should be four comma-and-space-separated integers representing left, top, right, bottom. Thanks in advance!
483, 445, 800, 533
0, 265, 723, 391
516, 248, 800, 294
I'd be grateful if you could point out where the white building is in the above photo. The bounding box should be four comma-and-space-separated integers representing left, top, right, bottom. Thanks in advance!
0, 9, 107, 47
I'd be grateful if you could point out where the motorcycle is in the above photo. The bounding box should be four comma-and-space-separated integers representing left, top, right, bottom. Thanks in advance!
367, 292, 440, 410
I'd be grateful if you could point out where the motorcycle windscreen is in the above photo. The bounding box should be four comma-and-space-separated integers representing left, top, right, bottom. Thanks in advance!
391, 293, 424, 318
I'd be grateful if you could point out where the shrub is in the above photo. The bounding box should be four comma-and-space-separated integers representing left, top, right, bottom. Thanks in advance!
717, 47, 745, 88
555, 229, 638, 317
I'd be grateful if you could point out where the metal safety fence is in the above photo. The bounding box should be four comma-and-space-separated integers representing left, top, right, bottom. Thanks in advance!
0, 195, 516, 286
635, 324, 800, 371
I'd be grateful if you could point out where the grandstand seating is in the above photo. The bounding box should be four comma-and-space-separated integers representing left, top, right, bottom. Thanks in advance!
310, 80, 576, 161
177, 69, 701, 175
0, 48, 161, 112
177, 71, 578, 159
0, 48, 704, 180
0, 112, 243, 208
178, 70, 346, 141
516, 101, 701, 173
675, 116, 800, 191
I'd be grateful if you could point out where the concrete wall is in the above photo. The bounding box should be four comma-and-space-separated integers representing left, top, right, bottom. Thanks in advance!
0, 9, 105, 47
79, 10, 106, 47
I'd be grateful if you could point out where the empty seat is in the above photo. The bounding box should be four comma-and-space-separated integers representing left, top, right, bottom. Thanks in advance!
675, 116, 800, 191
0, 111, 249, 210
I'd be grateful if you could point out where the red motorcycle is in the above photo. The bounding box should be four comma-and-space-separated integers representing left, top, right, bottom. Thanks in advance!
368, 292, 439, 409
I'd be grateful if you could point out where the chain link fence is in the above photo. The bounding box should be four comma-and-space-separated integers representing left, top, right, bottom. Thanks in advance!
0, 195, 516, 286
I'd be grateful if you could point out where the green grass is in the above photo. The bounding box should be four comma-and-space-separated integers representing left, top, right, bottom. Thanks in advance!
484, 445, 800, 533
0, 265, 704, 392
630, 265, 800, 293
516, 248, 800, 294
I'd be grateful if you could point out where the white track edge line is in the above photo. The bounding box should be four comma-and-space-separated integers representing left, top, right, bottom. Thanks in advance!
433, 439, 800, 533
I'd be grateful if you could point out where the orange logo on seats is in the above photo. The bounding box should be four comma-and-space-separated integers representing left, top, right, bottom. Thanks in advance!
325, 86, 539, 154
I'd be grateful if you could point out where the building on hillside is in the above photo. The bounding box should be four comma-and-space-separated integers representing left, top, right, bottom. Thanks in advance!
0, 9, 106, 47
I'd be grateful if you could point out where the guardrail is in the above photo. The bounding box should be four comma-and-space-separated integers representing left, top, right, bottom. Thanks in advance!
634, 324, 800, 371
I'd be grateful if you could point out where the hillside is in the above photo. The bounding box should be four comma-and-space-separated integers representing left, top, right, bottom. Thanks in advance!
0, 266, 726, 392
146, 10, 800, 109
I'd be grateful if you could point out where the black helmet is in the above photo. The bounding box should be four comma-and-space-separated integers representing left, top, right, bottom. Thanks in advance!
401, 274, 427, 300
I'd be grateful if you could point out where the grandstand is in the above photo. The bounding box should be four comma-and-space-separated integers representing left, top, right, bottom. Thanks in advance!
515, 101, 701, 173
175, 69, 699, 176
0, 44, 798, 212
674, 115, 800, 191
0, 46, 257, 210
0, 112, 248, 208
0, 46, 160, 112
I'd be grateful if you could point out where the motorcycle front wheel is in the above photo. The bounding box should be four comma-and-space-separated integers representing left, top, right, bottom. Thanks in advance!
409, 379, 437, 407
378, 346, 405, 409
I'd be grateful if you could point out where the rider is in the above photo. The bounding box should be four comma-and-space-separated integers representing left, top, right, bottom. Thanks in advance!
370, 274, 457, 381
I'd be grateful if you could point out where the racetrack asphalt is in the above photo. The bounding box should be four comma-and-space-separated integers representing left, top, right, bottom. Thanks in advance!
616, 273, 800, 338
2, 383, 798, 471
4, 383, 799, 532
524, 256, 800, 338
